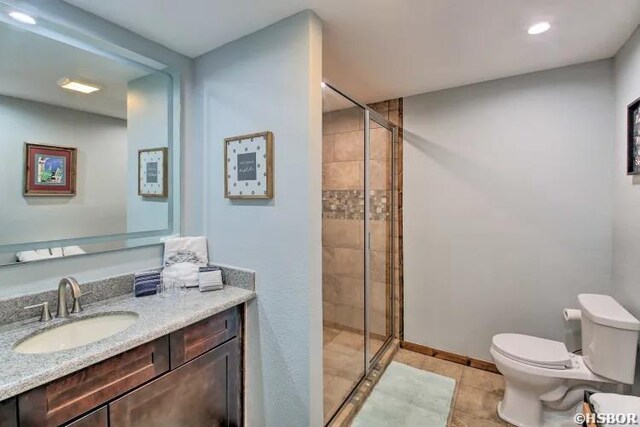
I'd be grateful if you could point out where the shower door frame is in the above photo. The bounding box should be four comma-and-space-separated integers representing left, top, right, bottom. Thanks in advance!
324, 82, 398, 423
364, 108, 397, 369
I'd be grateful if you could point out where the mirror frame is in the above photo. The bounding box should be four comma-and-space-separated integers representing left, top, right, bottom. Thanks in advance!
0, 2, 182, 266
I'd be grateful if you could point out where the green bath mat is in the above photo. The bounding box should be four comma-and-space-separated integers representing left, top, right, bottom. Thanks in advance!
352, 361, 456, 427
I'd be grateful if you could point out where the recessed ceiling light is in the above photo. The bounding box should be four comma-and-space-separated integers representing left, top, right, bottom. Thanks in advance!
57, 78, 101, 94
528, 22, 551, 35
8, 11, 36, 25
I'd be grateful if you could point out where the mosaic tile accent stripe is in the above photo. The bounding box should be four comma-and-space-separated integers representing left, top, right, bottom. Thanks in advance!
322, 190, 390, 221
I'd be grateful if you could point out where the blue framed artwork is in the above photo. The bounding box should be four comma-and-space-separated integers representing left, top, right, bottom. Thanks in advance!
24, 143, 77, 196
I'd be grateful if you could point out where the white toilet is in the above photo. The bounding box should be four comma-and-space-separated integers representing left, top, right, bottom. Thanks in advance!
491, 294, 640, 427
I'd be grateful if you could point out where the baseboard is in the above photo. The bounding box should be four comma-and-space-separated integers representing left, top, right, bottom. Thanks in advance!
400, 340, 500, 374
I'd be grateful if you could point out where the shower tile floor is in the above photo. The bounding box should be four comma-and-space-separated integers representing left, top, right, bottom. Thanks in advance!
323, 326, 385, 422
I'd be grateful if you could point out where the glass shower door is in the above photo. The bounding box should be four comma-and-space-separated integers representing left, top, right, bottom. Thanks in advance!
322, 86, 366, 423
366, 114, 395, 362
322, 83, 397, 425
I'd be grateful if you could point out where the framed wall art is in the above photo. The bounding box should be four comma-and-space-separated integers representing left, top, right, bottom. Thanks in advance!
224, 131, 273, 199
628, 96, 640, 175
24, 142, 77, 197
138, 147, 168, 198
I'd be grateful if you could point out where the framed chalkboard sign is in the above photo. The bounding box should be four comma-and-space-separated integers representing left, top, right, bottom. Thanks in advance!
627, 97, 640, 175
224, 131, 273, 199
138, 147, 168, 198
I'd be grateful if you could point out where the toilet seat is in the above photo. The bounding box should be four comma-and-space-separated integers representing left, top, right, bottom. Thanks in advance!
492, 334, 571, 369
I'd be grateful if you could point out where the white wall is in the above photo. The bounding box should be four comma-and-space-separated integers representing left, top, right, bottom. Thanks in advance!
613, 27, 640, 322
191, 11, 323, 427
0, 0, 190, 298
404, 60, 615, 361
0, 95, 127, 245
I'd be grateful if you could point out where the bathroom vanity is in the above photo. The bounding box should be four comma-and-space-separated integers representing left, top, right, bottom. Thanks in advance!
10, 307, 238, 427
0, 269, 255, 427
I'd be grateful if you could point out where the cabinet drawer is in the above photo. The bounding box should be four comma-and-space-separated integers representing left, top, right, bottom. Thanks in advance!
110, 337, 241, 427
170, 307, 238, 368
19, 336, 169, 427
64, 407, 107, 427
0, 398, 16, 427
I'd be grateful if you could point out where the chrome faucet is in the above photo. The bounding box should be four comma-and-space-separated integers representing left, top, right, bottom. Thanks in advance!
56, 277, 83, 318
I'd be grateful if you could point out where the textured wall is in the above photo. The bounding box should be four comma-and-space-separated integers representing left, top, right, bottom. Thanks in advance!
613, 26, 640, 392
192, 11, 323, 427
126, 73, 171, 234
404, 60, 615, 361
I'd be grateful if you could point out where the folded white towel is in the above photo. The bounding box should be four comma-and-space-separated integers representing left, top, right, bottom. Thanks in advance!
50, 247, 63, 257
35, 249, 52, 259
200, 269, 224, 292
63, 246, 86, 256
16, 247, 77, 262
162, 262, 200, 288
16, 250, 43, 262
163, 236, 208, 267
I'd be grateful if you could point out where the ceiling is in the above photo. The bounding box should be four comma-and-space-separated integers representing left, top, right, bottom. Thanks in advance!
0, 19, 150, 118
64, 0, 640, 103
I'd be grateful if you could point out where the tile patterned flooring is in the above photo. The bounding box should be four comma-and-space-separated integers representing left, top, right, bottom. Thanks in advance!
324, 326, 385, 423
392, 349, 511, 426
324, 324, 512, 426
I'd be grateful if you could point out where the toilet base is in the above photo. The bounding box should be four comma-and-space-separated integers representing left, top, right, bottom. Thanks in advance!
498, 400, 541, 427
498, 385, 545, 427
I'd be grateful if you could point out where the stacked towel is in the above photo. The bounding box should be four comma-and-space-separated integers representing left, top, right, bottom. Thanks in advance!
162, 262, 200, 288
16, 249, 58, 262
134, 270, 160, 297
162, 236, 209, 288
62, 246, 86, 256
16, 246, 86, 262
163, 236, 208, 267
16, 250, 47, 262
50, 247, 63, 257
199, 266, 224, 292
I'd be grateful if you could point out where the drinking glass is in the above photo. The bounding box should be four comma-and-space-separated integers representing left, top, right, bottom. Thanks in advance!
157, 279, 166, 298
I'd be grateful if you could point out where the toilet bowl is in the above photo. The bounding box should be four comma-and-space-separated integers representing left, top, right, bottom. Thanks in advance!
490, 334, 611, 427
491, 295, 640, 427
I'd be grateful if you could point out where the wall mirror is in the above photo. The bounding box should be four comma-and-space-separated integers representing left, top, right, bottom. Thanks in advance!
0, 5, 179, 266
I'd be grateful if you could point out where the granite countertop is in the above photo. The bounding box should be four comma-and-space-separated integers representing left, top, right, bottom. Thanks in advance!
0, 286, 255, 401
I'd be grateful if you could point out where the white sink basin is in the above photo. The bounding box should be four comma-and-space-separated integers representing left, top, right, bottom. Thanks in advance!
14, 312, 138, 354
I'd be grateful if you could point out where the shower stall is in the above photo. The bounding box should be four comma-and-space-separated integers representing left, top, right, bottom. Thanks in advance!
322, 83, 398, 423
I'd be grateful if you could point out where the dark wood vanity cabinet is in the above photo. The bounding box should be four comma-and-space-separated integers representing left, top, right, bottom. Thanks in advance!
170, 307, 239, 369
20, 337, 170, 427
110, 337, 241, 427
0, 398, 16, 427
6, 306, 242, 427
64, 407, 108, 427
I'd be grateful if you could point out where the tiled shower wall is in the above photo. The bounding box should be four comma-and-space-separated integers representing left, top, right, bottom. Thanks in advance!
322, 99, 403, 339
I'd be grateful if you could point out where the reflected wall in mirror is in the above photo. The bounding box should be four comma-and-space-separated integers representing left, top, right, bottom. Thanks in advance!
0, 12, 176, 266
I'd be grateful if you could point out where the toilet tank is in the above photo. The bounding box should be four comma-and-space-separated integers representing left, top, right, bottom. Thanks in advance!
578, 294, 640, 384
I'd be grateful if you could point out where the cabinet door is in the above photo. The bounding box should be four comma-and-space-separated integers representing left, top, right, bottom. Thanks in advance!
64, 407, 107, 427
110, 337, 241, 427
19, 337, 169, 427
0, 398, 16, 427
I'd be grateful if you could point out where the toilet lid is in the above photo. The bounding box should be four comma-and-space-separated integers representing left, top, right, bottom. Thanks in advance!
492, 334, 571, 369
